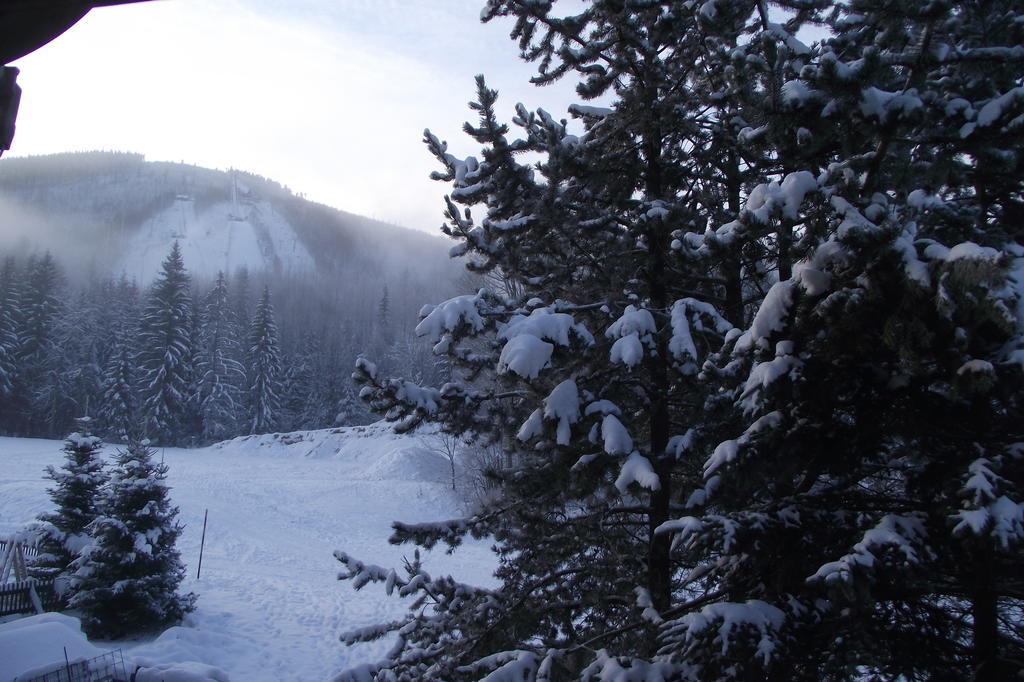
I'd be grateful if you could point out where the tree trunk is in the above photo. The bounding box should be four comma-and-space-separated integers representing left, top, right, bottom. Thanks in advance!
642, 117, 673, 613
972, 581, 998, 681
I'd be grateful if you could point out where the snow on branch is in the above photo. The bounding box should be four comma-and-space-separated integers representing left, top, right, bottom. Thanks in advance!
601, 414, 633, 456
497, 307, 594, 378
733, 282, 795, 354
669, 298, 733, 374
391, 516, 487, 551
334, 551, 399, 592
614, 452, 661, 493
416, 291, 491, 344
743, 171, 819, 224
498, 334, 554, 378
807, 513, 929, 585
953, 497, 1024, 549
500, 307, 595, 347
606, 305, 657, 369
580, 650, 689, 680
660, 600, 786, 665
543, 379, 580, 446
703, 411, 782, 478
738, 341, 802, 415
952, 458, 1024, 548
458, 650, 539, 681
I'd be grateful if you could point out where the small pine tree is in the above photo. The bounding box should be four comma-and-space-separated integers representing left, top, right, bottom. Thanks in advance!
31, 423, 107, 583
376, 283, 393, 348
69, 439, 195, 638
247, 286, 281, 434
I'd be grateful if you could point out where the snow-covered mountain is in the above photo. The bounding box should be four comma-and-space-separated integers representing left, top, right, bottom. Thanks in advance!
0, 151, 454, 285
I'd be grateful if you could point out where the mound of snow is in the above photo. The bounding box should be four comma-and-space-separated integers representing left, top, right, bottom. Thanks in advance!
128, 625, 243, 680
209, 422, 449, 483
135, 661, 231, 682
357, 443, 449, 483
0, 613, 102, 681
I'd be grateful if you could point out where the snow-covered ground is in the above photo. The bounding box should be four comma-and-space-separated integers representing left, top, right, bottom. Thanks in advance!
0, 424, 495, 681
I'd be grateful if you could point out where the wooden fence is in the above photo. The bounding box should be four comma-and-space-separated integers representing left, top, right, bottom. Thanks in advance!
0, 577, 63, 617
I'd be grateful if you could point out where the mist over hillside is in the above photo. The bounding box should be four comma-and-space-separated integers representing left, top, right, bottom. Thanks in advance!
0, 151, 466, 441
0, 151, 454, 284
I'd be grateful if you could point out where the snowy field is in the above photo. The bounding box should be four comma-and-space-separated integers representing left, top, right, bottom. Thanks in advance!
0, 424, 495, 681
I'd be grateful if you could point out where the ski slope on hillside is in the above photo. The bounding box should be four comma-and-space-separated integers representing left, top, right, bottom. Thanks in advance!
119, 191, 316, 282
0, 424, 495, 681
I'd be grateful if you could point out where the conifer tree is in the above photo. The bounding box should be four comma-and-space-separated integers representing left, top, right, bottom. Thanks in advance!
46, 288, 107, 435
16, 252, 64, 434
98, 327, 138, 441
247, 286, 281, 434
279, 330, 327, 431
138, 242, 194, 444
0, 256, 20, 402
195, 272, 244, 442
69, 439, 195, 638
97, 277, 141, 441
31, 423, 107, 584
659, 2, 1024, 678
343, 1, 755, 675
18, 252, 62, 369
376, 283, 393, 348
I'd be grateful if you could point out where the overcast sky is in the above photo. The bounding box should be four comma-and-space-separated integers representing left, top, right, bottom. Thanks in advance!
8, 0, 583, 233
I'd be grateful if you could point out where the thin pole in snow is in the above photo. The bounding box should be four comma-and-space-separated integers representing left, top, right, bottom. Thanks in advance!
64, 646, 72, 677
197, 508, 208, 580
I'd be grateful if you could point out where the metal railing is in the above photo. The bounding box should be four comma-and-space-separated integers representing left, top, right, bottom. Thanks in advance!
19, 649, 129, 682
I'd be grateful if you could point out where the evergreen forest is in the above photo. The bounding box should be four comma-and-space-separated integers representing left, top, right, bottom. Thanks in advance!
0, 243, 449, 444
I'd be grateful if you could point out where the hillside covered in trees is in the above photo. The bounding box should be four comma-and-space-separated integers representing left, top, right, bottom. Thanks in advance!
0, 153, 463, 443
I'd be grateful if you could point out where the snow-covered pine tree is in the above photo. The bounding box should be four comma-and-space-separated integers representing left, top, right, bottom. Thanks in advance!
340, 1, 777, 677
651, 1, 1024, 679
69, 439, 195, 638
0, 256, 20, 404
30, 424, 107, 585
96, 276, 141, 441
376, 283, 393, 349
195, 272, 245, 442
16, 252, 64, 435
98, 330, 138, 442
138, 242, 194, 444
279, 330, 329, 431
232, 267, 252, 337
43, 287, 108, 435
247, 286, 282, 434
17, 252, 62, 370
